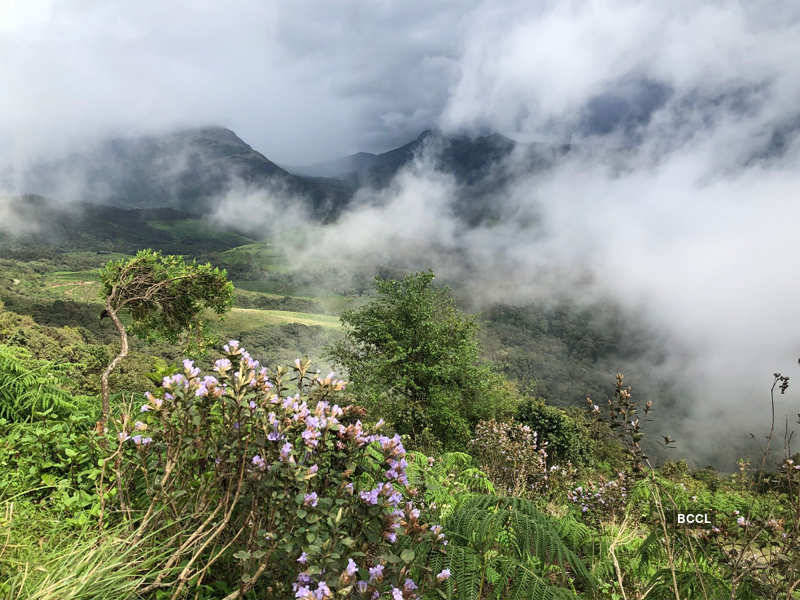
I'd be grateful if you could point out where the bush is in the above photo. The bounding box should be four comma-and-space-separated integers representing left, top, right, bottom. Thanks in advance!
104, 342, 450, 598
328, 271, 517, 450
469, 419, 549, 497
516, 399, 593, 466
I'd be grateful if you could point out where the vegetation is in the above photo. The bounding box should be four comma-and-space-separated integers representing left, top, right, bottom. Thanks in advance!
1, 242, 798, 599
328, 271, 516, 450
97, 250, 233, 422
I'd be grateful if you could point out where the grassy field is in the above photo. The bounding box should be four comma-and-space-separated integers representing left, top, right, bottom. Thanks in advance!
224, 307, 340, 331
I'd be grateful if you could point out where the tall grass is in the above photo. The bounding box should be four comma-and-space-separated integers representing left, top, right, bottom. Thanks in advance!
0, 502, 176, 600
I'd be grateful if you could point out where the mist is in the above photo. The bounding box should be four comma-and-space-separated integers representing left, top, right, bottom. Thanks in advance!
4, 1, 800, 466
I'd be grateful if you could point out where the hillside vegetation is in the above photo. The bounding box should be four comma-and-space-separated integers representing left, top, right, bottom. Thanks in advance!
0, 245, 797, 599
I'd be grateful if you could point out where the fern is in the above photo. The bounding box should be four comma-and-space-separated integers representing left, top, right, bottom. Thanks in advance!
0, 345, 78, 422
437, 493, 594, 599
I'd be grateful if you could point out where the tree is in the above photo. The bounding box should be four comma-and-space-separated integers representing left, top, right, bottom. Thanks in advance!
328, 271, 516, 449
98, 249, 233, 423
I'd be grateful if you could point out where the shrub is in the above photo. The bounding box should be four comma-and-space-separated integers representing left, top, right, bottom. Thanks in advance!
328, 271, 517, 450
515, 399, 593, 466
104, 342, 450, 599
469, 419, 548, 497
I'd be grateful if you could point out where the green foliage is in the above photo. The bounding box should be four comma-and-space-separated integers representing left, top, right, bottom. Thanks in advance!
328, 271, 516, 449
99, 249, 234, 346
0, 404, 102, 525
0, 345, 81, 422
434, 494, 594, 599
516, 399, 593, 466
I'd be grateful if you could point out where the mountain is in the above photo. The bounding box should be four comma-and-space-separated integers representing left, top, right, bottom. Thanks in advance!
288, 130, 519, 187
3, 126, 569, 237
13, 127, 356, 220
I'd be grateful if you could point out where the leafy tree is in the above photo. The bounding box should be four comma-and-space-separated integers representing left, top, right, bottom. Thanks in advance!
516, 399, 594, 466
98, 249, 233, 422
328, 271, 516, 449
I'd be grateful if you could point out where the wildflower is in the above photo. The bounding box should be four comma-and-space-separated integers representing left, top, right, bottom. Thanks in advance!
314, 581, 331, 599
252, 454, 266, 471
280, 442, 293, 462
737, 516, 749, 527
345, 558, 357, 576
249, 400, 257, 409
356, 581, 368, 593
141, 437, 153, 446
223, 340, 242, 355
309, 464, 318, 474
295, 586, 312, 599
384, 531, 397, 543
391, 588, 403, 600
182, 359, 200, 378
368, 564, 384, 582
304, 492, 318, 507
297, 552, 308, 564
134, 420, 147, 431
140, 404, 151, 412
436, 568, 451, 582
118, 431, 130, 442
213, 358, 232, 373
403, 578, 417, 592
130, 435, 142, 444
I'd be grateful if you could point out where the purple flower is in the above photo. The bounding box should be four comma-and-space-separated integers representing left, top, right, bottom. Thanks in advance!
182, 359, 200, 378
249, 400, 257, 409
223, 340, 242, 355
251, 454, 266, 471
267, 423, 283, 441
384, 531, 397, 543
403, 578, 418, 592
304, 492, 318, 507
118, 432, 130, 442
130, 435, 142, 445
314, 581, 331, 599
295, 586, 312, 599
436, 568, 451, 582
280, 442, 293, 462
356, 581, 368, 593
391, 588, 403, 600
368, 564, 384, 582
345, 558, 357, 576
360, 487, 379, 505
213, 358, 232, 373
140, 404, 150, 412
309, 464, 318, 474
141, 437, 153, 446
297, 552, 308, 564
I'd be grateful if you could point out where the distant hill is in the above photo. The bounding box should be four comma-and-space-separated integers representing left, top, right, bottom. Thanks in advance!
12, 127, 356, 220
287, 130, 519, 186
0, 194, 253, 257
3, 126, 572, 236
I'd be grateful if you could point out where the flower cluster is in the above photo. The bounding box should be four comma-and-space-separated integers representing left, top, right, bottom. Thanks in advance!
470, 419, 549, 496
567, 472, 628, 524
111, 342, 448, 599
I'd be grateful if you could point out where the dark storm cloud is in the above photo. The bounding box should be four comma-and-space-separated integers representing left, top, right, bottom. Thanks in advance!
0, 0, 478, 166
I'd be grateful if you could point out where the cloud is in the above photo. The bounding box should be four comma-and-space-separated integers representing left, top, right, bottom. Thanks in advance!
3, 0, 800, 465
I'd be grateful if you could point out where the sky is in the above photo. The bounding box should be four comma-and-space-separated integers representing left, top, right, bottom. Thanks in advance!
3, 0, 800, 464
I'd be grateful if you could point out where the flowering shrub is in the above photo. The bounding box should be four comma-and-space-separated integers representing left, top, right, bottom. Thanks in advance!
103, 342, 449, 599
567, 472, 629, 525
469, 419, 548, 496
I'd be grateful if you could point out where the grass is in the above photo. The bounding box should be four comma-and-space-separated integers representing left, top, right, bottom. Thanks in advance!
223, 307, 340, 331
0, 500, 178, 600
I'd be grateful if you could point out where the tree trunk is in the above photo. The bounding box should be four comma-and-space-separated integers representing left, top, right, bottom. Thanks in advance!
100, 303, 128, 426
